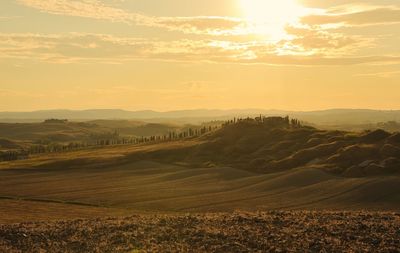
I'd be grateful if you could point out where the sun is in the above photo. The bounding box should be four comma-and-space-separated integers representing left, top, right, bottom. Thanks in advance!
238, 0, 307, 39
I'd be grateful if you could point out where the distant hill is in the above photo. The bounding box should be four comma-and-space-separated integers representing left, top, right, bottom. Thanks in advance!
0, 109, 266, 122
0, 139, 22, 151
1, 108, 400, 126
0, 120, 183, 144
292, 109, 400, 126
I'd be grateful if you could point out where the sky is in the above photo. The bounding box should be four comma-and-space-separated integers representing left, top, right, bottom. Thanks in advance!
0, 0, 399, 111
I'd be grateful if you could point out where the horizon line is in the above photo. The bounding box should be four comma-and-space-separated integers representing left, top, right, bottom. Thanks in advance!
1, 107, 400, 114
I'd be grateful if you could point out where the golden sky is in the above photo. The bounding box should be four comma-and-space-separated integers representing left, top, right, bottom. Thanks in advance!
1, 0, 399, 111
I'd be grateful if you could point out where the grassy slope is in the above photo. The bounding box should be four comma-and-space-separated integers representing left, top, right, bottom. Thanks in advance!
134, 123, 400, 177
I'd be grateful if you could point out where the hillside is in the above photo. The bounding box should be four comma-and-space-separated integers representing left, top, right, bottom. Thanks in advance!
0, 117, 400, 223
318, 120, 400, 133
1, 117, 399, 179
0, 139, 23, 150
130, 118, 400, 178
0, 121, 108, 144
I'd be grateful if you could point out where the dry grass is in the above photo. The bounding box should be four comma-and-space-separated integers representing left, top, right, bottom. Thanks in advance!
1, 211, 399, 252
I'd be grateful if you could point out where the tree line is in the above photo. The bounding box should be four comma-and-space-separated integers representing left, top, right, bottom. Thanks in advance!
0, 116, 302, 162
0, 125, 219, 162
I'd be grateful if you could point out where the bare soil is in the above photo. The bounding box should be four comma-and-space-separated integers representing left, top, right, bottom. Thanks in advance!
1, 211, 399, 253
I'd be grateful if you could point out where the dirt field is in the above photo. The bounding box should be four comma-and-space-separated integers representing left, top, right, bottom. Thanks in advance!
1, 211, 399, 252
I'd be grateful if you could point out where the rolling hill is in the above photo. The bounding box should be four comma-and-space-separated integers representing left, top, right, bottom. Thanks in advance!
0, 116, 399, 225
129, 119, 400, 178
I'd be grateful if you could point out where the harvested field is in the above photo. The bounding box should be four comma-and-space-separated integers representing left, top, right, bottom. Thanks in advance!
1, 211, 399, 252
0, 200, 131, 225
1, 160, 400, 218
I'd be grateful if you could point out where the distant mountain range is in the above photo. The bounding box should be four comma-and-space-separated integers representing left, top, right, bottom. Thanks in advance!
0, 109, 272, 121
0, 109, 400, 125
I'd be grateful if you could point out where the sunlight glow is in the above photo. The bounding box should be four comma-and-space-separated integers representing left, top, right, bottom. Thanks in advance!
238, 0, 308, 40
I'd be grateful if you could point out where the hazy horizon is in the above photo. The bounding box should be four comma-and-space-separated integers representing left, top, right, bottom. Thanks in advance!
2, 107, 400, 114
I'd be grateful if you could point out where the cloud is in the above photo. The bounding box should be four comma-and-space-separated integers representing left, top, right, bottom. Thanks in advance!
1, 33, 399, 66
152, 16, 247, 35
283, 5, 395, 58
17, 0, 142, 23
280, 25, 374, 57
251, 55, 400, 66
16, 0, 246, 35
301, 7, 400, 27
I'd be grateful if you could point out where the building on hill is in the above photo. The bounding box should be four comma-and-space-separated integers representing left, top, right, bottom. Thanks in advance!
262, 116, 290, 127
43, 119, 68, 124
225, 115, 300, 128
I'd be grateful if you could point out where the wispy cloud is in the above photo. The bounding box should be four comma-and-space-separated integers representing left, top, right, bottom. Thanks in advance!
286, 26, 360, 51
301, 7, 400, 27
283, 25, 364, 55
1, 32, 399, 66
6, 1, 400, 67
17, 0, 142, 23
153, 16, 247, 36
16, 0, 246, 35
